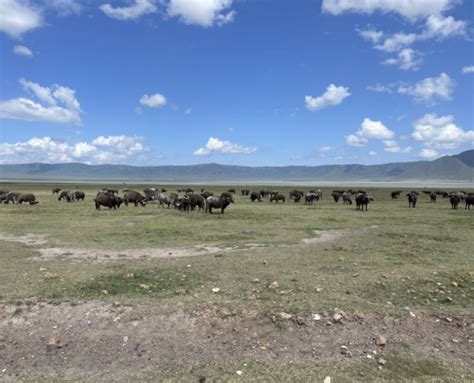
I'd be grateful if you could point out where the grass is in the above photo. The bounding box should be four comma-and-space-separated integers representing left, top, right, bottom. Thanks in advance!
0, 182, 473, 381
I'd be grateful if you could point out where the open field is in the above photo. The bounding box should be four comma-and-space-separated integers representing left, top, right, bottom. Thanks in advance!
0, 182, 473, 382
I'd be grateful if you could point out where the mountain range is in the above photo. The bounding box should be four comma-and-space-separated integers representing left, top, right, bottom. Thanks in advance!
1, 150, 473, 182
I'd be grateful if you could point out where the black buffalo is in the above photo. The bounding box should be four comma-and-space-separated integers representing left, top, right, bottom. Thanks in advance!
355, 193, 373, 211
94, 193, 122, 210
123, 191, 147, 207
187, 194, 206, 211
206, 196, 232, 214
465, 194, 474, 210
270, 193, 285, 203
250, 191, 261, 202
407, 192, 417, 208
450, 194, 461, 210
18, 193, 38, 205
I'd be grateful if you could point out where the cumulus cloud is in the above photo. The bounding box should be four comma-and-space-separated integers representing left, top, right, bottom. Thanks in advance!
397, 73, 454, 104
346, 118, 398, 149
419, 148, 439, 159
167, 0, 235, 27
322, 0, 456, 20
382, 48, 422, 71
462, 65, 474, 74
100, 0, 157, 21
13, 45, 33, 57
0, 135, 148, 164
139, 93, 167, 108
305, 84, 350, 111
383, 140, 412, 153
194, 137, 256, 156
374, 32, 418, 53
0, 79, 82, 125
0, 0, 43, 38
412, 114, 474, 149
422, 14, 467, 39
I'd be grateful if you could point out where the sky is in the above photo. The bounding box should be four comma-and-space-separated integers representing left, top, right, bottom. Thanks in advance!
0, 0, 473, 167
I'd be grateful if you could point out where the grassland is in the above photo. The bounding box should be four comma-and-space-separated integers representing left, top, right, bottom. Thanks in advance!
0, 182, 473, 382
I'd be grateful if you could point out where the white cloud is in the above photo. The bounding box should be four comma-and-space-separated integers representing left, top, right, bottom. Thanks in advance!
422, 14, 466, 39
375, 32, 418, 52
368, 150, 377, 156
167, 0, 235, 27
383, 140, 412, 153
0, 78, 81, 124
346, 118, 396, 148
397, 73, 454, 104
357, 27, 383, 43
139, 93, 167, 108
462, 65, 474, 74
419, 148, 439, 159
45, 0, 82, 16
367, 83, 396, 93
100, 0, 157, 21
318, 146, 333, 153
0, 0, 43, 38
412, 114, 474, 149
13, 45, 33, 57
194, 137, 256, 156
0, 135, 149, 164
305, 84, 350, 111
382, 48, 422, 71
322, 0, 456, 20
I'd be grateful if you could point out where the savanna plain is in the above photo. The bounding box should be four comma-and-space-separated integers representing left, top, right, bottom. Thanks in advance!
0, 182, 473, 382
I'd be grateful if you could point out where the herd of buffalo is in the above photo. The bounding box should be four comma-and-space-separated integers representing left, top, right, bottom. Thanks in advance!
1, 187, 473, 212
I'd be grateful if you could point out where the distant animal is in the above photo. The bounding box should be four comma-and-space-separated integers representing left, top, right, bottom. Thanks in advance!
407, 192, 417, 208
206, 196, 232, 214
270, 193, 285, 203
123, 191, 147, 207
465, 194, 474, 210
331, 191, 342, 203
18, 193, 38, 205
241, 189, 250, 196
174, 196, 191, 212
0, 189, 9, 195
228, 188, 236, 194
305, 193, 318, 205
74, 191, 85, 201
430, 192, 437, 203
157, 192, 177, 208
187, 194, 206, 211
201, 191, 214, 199
391, 191, 402, 199
52, 187, 61, 194
355, 193, 373, 211
342, 192, 352, 205
58, 191, 76, 202
450, 194, 461, 210
220, 192, 235, 203
4, 192, 21, 204
289, 190, 304, 203
94, 193, 122, 210
250, 191, 261, 202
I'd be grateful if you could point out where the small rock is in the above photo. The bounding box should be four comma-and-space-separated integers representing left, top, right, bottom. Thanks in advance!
409, 311, 416, 318
332, 313, 343, 323
252, 279, 260, 283
101, 289, 109, 296
323, 377, 331, 383
236, 370, 243, 376
352, 273, 359, 277
39, 267, 47, 272
186, 264, 191, 268
46, 336, 62, 350
269, 281, 279, 289
312, 314, 321, 321
125, 273, 134, 279
452, 281, 458, 287
378, 358, 387, 365
211, 288, 220, 293
139, 284, 150, 290
316, 287, 323, 293
445, 317, 453, 323
294, 316, 306, 326
279, 312, 292, 320
375, 335, 387, 346
452, 339, 459, 343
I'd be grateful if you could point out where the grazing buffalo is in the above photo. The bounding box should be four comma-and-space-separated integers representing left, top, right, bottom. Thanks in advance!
123, 191, 147, 207
187, 194, 206, 211
18, 193, 38, 205
342, 192, 352, 205
465, 194, 474, 210
289, 190, 304, 203
75, 191, 85, 201
250, 191, 261, 202
241, 189, 250, 196
450, 194, 461, 210
309, 189, 323, 199
220, 192, 235, 203
270, 193, 285, 203
0, 193, 7, 203
0, 189, 9, 195
430, 192, 437, 203
407, 192, 417, 208
52, 187, 61, 194
206, 196, 232, 214
228, 188, 236, 194
174, 197, 191, 212
4, 192, 21, 204
391, 191, 402, 199
157, 192, 177, 208
201, 191, 214, 199
58, 191, 76, 202
94, 193, 122, 210
355, 193, 373, 211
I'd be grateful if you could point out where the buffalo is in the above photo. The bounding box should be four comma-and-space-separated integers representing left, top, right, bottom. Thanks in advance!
305, 193, 319, 205
465, 194, 474, 210
407, 192, 417, 208
342, 192, 352, 205
206, 196, 232, 214
58, 191, 76, 202
94, 193, 122, 210
123, 191, 147, 207
220, 192, 235, 203
174, 197, 191, 212
250, 191, 261, 202
18, 193, 38, 205
289, 190, 304, 203
450, 194, 461, 210
355, 193, 373, 211
4, 192, 21, 204
391, 191, 402, 199
270, 193, 285, 203
157, 192, 177, 208
201, 191, 214, 199
75, 191, 85, 201
331, 191, 342, 203
430, 192, 437, 203
187, 194, 206, 211
52, 187, 61, 194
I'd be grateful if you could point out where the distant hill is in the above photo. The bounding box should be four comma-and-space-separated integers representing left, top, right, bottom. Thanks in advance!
1, 150, 473, 182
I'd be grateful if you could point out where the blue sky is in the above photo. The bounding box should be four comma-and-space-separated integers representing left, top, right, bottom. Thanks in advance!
0, 0, 473, 166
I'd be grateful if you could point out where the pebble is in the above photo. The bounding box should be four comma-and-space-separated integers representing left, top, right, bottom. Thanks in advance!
312, 314, 321, 321
375, 335, 387, 346
378, 358, 387, 365
269, 281, 279, 289
211, 288, 220, 293
279, 312, 292, 320
236, 370, 243, 376
323, 377, 331, 383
